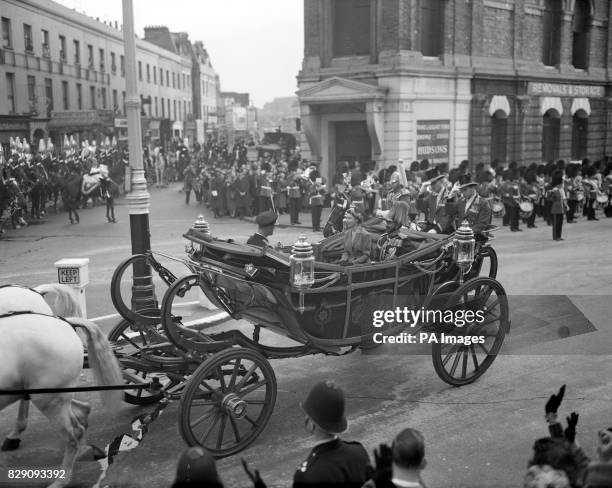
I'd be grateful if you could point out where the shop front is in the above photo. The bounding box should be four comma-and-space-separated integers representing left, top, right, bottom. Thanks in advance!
0, 116, 30, 156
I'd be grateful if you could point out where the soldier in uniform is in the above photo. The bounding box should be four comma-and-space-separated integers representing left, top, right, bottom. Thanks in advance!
294, 381, 372, 487
235, 168, 250, 219
449, 174, 492, 236
416, 173, 455, 233
246, 210, 277, 248
307, 168, 327, 232
499, 170, 522, 231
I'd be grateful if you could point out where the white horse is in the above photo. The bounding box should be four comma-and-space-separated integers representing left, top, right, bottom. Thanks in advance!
0, 285, 121, 488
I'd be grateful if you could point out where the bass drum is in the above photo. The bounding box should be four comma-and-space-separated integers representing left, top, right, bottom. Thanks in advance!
519, 200, 534, 219
491, 199, 505, 218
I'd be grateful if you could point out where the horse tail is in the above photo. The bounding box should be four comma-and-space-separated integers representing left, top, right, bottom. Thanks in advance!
34, 283, 83, 317
65, 317, 123, 413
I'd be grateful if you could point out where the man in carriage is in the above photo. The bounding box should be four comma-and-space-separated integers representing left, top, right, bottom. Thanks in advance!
447, 174, 493, 237
247, 210, 277, 248
416, 171, 456, 234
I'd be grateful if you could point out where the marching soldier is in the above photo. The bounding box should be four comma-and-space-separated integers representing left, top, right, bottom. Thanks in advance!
500, 170, 522, 232
246, 210, 277, 248
287, 169, 303, 225
307, 168, 327, 232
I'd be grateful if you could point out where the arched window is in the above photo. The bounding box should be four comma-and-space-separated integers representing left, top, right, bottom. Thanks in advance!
490, 110, 508, 163
572, 0, 591, 70
421, 0, 444, 56
571, 110, 588, 160
542, 0, 562, 66
542, 109, 561, 163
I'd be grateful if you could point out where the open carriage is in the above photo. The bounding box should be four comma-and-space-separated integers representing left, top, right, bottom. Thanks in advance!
108, 219, 508, 458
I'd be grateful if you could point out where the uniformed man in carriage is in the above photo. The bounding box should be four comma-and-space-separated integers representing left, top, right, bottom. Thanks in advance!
247, 210, 277, 248
416, 171, 455, 233
448, 174, 493, 237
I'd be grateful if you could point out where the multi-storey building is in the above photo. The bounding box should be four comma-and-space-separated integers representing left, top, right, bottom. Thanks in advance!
297, 0, 612, 181
0, 0, 197, 150
219, 92, 258, 143
192, 41, 219, 139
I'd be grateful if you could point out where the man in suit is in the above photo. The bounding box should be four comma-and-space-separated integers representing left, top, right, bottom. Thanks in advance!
246, 210, 277, 248
450, 174, 492, 235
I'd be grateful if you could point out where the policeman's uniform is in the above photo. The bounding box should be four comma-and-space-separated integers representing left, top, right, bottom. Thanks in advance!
293, 437, 372, 487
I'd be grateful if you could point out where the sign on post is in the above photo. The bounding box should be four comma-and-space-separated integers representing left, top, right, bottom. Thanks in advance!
416, 120, 450, 166
54, 258, 89, 317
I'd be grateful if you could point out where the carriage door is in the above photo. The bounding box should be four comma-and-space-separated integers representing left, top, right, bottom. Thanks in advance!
334, 121, 372, 176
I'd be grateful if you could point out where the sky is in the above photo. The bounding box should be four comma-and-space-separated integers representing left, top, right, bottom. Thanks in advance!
55, 0, 304, 107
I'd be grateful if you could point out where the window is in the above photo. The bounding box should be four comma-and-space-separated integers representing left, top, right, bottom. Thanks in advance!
59, 35, 66, 61
90, 85, 96, 109
154, 96, 158, 117
173, 99, 177, 120
421, 0, 444, 56
153, 66, 156, 84
87, 44, 93, 68
6, 73, 15, 112
161, 97, 165, 118
167, 98, 170, 118
182, 73, 186, 90
44, 78, 53, 116
112, 89, 118, 111
172, 72, 176, 88
101, 87, 106, 109
120, 55, 125, 76
166, 70, 169, 86
99, 48, 105, 71
183, 100, 187, 118
41, 29, 49, 57
23, 23, 33, 52
1, 17, 11, 48
27, 75, 36, 111
490, 111, 508, 163
138, 61, 142, 81
333, 0, 370, 57
572, 0, 591, 70
122, 90, 126, 114
178, 101, 181, 120
160, 68, 164, 86
111, 52, 116, 74
73, 40, 80, 64
146, 63, 150, 83
76, 83, 82, 109
571, 112, 588, 160
542, 0, 562, 66
62, 81, 69, 110
542, 110, 561, 162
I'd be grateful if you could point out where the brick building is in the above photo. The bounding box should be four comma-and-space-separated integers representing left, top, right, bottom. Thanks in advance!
297, 0, 611, 182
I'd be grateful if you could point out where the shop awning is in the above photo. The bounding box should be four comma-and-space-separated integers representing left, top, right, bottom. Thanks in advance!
539, 97, 563, 117
570, 98, 591, 117
488, 95, 511, 117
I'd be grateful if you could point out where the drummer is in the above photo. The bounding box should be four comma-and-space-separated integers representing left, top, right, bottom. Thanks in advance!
247, 210, 277, 248
449, 174, 492, 237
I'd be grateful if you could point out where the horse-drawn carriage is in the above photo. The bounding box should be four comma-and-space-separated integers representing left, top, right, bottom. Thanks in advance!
107, 216, 508, 458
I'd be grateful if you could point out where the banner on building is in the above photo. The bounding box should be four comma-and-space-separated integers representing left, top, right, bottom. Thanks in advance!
416, 120, 450, 165
527, 82, 605, 98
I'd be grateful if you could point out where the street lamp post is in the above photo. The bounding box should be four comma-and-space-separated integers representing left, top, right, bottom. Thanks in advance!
122, 0, 156, 311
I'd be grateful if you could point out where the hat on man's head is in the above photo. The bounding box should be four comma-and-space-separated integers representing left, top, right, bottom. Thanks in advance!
174, 447, 222, 487
300, 380, 347, 434
255, 210, 277, 227
429, 173, 448, 185
458, 173, 478, 189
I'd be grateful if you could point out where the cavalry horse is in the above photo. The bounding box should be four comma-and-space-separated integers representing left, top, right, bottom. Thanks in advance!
0, 284, 123, 488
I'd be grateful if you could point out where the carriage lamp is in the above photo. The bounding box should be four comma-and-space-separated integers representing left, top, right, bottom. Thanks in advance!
185, 215, 212, 253
290, 235, 315, 313
453, 220, 475, 281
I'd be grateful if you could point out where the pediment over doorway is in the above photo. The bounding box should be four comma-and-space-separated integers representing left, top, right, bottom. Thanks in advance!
297, 76, 387, 104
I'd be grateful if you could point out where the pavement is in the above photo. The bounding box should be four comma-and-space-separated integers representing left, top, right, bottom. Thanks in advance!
1, 184, 612, 488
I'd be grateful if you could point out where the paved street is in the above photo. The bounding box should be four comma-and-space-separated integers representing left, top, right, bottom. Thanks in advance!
1, 186, 611, 488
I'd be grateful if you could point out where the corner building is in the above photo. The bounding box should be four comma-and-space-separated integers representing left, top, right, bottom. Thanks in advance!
297, 0, 612, 182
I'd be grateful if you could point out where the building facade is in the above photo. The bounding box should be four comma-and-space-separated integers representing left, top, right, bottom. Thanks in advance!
192, 41, 219, 139
297, 0, 612, 182
0, 0, 197, 150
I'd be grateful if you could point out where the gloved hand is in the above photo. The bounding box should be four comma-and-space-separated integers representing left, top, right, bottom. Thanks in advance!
545, 384, 566, 415
241, 458, 267, 488
371, 443, 393, 483
565, 412, 579, 443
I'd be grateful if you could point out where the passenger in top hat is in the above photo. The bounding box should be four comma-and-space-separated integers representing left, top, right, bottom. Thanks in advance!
247, 210, 277, 248
294, 380, 372, 487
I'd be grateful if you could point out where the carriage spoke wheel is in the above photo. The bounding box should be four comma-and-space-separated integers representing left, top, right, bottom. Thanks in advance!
432, 277, 509, 386
109, 317, 179, 405
179, 348, 277, 458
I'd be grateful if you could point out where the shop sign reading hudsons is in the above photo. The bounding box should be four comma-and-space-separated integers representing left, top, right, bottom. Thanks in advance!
416, 120, 450, 165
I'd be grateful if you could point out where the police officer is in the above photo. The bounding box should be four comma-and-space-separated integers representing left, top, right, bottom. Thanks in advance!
294, 380, 372, 487
247, 210, 277, 248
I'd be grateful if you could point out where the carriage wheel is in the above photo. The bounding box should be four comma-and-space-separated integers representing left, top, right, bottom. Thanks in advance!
110, 254, 176, 326
179, 348, 277, 458
109, 316, 178, 405
432, 277, 509, 386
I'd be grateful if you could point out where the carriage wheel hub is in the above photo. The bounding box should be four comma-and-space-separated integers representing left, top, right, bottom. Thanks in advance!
222, 393, 247, 419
